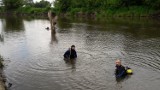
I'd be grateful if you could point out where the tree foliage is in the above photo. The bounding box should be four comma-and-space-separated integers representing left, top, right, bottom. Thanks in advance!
34, 0, 51, 8
2, 0, 24, 10
54, 0, 160, 13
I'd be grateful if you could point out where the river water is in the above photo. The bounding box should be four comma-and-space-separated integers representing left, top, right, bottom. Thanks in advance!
0, 16, 160, 90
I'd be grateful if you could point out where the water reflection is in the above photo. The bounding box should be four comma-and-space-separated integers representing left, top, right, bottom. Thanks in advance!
115, 75, 131, 83
115, 75, 132, 90
0, 19, 4, 42
64, 59, 76, 72
57, 17, 72, 29
4, 16, 24, 32
0, 16, 160, 90
50, 29, 58, 44
0, 32, 4, 42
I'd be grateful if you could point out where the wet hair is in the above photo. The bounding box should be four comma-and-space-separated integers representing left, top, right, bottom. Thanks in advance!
71, 45, 75, 47
115, 59, 121, 65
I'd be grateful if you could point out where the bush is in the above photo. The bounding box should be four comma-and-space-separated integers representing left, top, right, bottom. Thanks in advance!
17, 6, 49, 15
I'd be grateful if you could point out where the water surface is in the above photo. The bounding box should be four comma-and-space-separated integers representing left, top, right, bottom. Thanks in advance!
0, 16, 160, 90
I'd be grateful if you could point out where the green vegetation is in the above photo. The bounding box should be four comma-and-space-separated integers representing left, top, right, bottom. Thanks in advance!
0, 0, 54, 16
2, 0, 24, 10
0, 0, 160, 17
54, 0, 160, 17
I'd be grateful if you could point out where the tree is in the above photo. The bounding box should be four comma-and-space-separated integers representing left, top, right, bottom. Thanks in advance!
34, 0, 51, 8
24, 0, 34, 7
144, 0, 160, 9
54, 0, 71, 12
2, 0, 24, 10
25, 0, 33, 3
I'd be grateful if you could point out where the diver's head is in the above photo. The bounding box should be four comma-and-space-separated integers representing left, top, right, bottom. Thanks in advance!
115, 59, 121, 66
71, 45, 75, 50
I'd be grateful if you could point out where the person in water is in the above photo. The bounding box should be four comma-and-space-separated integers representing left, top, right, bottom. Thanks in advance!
115, 59, 127, 78
45, 27, 49, 30
64, 45, 77, 59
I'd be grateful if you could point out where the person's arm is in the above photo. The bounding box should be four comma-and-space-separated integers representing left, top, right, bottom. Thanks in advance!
64, 50, 70, 58
116, 70, 125, 78
116, 66, 126, 78
75, 51, 77, 58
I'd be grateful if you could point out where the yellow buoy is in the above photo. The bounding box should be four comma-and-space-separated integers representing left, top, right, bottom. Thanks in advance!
127, 69, 133, 74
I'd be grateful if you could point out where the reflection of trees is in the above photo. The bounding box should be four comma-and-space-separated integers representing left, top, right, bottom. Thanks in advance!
4, 16, 24, 32
64, 59, 76, 72
57, 17, 72, 29
50, 29, 58, 44
0, 19, 4, 42
0, 33, 4, 42
87, 17, 160, 39
0, 55, 4, 68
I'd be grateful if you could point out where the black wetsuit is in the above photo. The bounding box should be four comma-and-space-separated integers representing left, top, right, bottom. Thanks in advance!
115, 65, 126, 78
64, 49, 77, 59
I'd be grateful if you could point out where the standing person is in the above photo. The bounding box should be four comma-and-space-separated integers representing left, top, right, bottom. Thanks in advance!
115, 59, 127, 78
64, 45, 77, 59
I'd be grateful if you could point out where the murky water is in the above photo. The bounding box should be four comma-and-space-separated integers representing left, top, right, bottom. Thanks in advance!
0, 16, 160, 90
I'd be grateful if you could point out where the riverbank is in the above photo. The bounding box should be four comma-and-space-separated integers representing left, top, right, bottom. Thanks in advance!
63, 6, 159, 18
0, 6, 50, 17
0, 56, 5, 90
1, 6, 160, 18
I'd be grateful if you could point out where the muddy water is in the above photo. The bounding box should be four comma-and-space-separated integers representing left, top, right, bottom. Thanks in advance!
0, 16, 160, 90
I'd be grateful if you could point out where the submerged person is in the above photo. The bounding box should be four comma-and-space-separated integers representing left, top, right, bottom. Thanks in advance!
45, 27, 49, 30
115, 59, 127, 78
64, 45, 77, 59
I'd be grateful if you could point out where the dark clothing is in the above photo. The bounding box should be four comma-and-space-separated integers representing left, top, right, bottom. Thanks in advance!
115, 65, 127, 78
64, 49, 77, 59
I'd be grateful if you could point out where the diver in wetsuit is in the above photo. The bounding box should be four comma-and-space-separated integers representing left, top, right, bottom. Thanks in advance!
115, 59, 127, 78
64, 45, 77, 59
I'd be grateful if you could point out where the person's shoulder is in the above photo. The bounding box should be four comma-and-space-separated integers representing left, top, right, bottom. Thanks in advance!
66, 48, 71, 52
121, 65, 125, 68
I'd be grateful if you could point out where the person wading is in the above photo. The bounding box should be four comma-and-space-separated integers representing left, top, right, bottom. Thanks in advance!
115, 59, 127, 78
64, 45, 77, 59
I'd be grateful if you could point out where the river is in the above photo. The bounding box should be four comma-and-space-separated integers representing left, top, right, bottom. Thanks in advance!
0, 16, 160, 90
